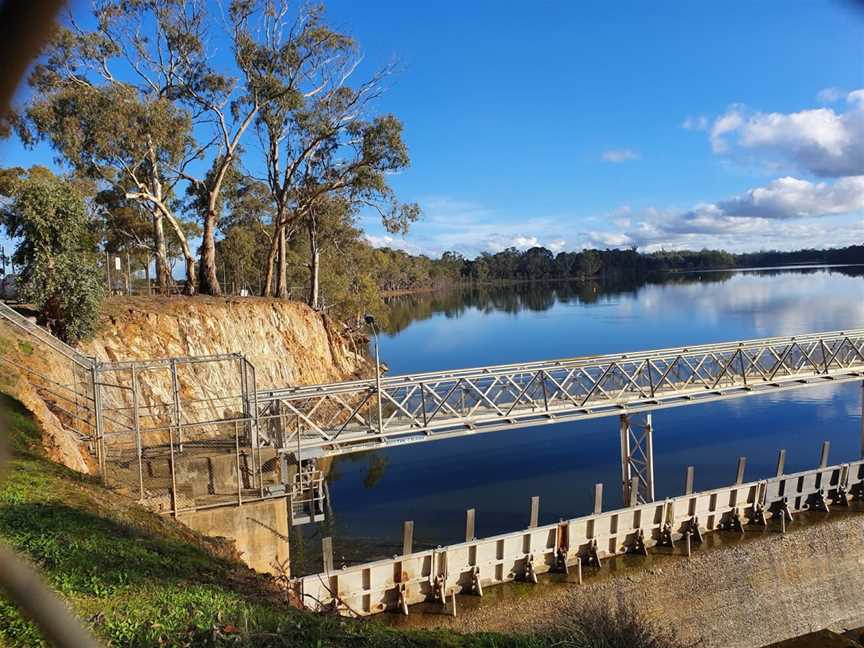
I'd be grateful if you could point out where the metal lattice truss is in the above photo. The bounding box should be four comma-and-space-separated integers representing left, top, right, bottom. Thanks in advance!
620, 413, 654, 505
257, 329, 864, 458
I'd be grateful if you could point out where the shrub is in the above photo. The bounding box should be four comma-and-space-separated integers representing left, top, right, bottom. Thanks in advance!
0, 167, 104, 343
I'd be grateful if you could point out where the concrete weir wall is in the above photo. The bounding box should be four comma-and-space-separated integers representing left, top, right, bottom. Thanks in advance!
178, 499, 289, 575
413, 510, 864, 647
544, 511, 864, 648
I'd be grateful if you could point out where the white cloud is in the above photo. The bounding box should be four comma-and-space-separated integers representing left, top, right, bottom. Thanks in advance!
817, 87, 844, 104
709, 90, 864, 177
709, 109, 744, 153
605, 175, 864, 251
488, 235, 539, 252
547, 239, 567, 253
619, 215, 864, 253
602, 148, 640, 162
585, 231, 635, 248
363, 172, 864, 258
361, 197, 572, 257
363, 234, 424, 255
716, 176, 864, 219
682, 115, 708, 131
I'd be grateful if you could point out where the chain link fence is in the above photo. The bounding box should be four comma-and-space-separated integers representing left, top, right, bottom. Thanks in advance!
0, 303, 306, 518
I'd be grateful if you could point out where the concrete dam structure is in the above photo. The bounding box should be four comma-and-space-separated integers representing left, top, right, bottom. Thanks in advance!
2, 301, 864, 645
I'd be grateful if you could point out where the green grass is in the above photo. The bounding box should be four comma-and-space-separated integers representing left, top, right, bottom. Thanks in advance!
0, 393, 678, 647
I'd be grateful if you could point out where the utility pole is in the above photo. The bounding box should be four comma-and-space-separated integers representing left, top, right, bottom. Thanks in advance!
364, 315, 385, 439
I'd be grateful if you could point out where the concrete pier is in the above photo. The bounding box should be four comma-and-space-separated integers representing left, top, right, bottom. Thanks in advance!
178, 498, 290, 575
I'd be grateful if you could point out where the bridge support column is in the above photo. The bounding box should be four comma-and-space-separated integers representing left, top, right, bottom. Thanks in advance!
620, 413, 655, 505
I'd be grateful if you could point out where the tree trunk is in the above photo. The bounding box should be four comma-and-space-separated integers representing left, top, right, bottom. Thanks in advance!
198, 210, 221, 296
307, 218, 320, 310
276, 225, 289, 299
144, 256, 151, 295
152, 211, 172, 294
262, 222, 280, 297
182, 254, 197, 295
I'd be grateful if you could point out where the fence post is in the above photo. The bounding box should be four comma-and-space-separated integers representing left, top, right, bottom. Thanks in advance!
168, 411, 178, 516
235, 420, 243, 506
593, 483, 603, 514
131, 366, 144, 501
322, 536, 334, 573
735, 457, 747, 485
819, 440, 830, 468
529, 496, 540, 528
168, 359, 180, 514
249, 360, 264, 498
619, 415, 631, 504
465, 508, 475, 542
90, 363, 105, 479
402, 521, 414, 556
170, 359, 182, 449
685, 466, 695, 495
775, 449, 786, 477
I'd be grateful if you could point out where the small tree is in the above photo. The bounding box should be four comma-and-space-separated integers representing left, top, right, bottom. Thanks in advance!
0, 167, 104, 343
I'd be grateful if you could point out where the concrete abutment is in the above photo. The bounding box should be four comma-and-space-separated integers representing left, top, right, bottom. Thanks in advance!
178, 498, 290, 575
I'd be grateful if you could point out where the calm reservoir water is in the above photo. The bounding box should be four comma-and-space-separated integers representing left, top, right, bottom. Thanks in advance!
292, 267, 864, 573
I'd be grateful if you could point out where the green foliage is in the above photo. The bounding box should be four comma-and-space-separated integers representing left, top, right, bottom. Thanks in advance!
405, 244, 864, 286
0, 168, 104, 343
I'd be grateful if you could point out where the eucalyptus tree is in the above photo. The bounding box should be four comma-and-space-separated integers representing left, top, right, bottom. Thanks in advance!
21, 0, 272, 295
214, 173, 274, 293
241, 1, 419, 299
23, 63, 195, 292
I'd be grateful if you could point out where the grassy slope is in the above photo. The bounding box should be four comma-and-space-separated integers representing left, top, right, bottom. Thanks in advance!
0, 394, 676, 648
0, 394, 549, 648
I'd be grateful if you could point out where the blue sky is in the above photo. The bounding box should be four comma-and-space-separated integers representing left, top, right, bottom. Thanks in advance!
2, 1, 863, 258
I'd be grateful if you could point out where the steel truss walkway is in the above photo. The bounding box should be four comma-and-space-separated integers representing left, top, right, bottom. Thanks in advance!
5, 298, 861, 514
258, 329, 864, 502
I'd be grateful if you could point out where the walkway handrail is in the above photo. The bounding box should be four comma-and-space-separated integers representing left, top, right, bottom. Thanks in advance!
266, 327, 864, 396
258, 328, 864, 456
0, 302, 93, 369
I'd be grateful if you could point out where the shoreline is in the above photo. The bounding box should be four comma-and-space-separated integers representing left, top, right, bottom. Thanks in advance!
380, 262, 864, 299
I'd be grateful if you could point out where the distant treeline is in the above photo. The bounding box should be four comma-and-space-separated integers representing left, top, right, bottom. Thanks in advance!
374, 244, 864, 292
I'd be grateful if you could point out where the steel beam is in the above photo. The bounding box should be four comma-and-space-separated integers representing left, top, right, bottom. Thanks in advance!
620, 413, 655, 504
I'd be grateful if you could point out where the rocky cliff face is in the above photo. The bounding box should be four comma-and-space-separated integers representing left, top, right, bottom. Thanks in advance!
85, 297, 366, 388
1, 297, 369, 472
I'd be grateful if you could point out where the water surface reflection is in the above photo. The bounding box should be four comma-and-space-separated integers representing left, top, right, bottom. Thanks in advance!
291, 266, 864, 575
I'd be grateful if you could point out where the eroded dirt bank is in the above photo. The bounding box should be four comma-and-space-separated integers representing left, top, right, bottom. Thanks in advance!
86, 296, 366, 387
0, 297, 368, 472
384, 509, 864, 648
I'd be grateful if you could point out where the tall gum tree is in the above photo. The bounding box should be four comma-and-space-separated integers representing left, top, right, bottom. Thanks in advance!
241, 1, 419, 299
23, 65, 197, 292
21, 0, 272, 295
